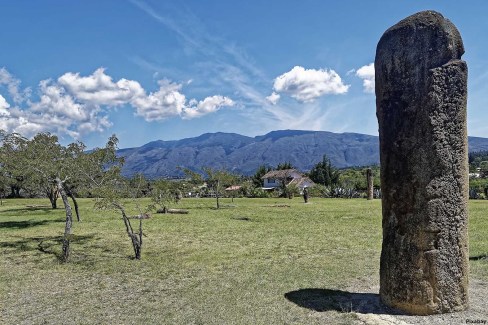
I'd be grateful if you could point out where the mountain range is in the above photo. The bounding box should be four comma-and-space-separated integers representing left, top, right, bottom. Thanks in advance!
118, 130, 488, 178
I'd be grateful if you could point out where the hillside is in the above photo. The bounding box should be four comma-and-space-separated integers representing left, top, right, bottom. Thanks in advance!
118, 130, 488, 178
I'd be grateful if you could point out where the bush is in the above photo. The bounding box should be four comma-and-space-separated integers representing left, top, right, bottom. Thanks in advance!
248, 187, 271, 198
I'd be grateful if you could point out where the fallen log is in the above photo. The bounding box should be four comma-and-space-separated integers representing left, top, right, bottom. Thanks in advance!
156, 208, 189, 214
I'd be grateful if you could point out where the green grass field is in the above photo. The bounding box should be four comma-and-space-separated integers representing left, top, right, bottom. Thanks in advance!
1, 197, 487, 324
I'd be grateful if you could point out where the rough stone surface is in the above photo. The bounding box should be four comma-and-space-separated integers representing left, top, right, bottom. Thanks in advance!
367, 168, 374, 200
375, 11, 469, 315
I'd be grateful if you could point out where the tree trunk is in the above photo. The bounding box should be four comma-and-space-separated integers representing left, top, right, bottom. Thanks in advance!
114, 203, 142, 260
10, 185, 20, 198
56, 178, 73, 262
67, 190, 80, 222
137, 219, 143, 260
48, 186, 58, 209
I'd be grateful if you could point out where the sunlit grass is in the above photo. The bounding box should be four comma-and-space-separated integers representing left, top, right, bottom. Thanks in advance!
0, 197, 486, 324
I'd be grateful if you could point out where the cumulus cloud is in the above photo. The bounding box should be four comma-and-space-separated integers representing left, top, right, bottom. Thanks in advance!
31, 80, 91, 121
272, 66, 349, 102
355, 63, 375, 93
182, 95, 234, 119
266, 92, 280, 105
58, 68, 145, 106
131, 79, 187, 121
1, 78, 112, 139
0, 68, 234, 138
58, 69, 234, 122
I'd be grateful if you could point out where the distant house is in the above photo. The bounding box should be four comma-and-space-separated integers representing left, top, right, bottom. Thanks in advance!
261, 169, 314, 192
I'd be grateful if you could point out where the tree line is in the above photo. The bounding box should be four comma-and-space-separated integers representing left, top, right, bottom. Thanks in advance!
0, 130, 381, 261
0, 131, 135, 261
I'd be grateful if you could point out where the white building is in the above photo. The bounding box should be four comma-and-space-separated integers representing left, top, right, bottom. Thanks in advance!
261, 169, 315, 191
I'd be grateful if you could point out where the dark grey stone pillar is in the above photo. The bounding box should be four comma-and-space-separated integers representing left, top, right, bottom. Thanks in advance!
375, 11, 469, 315
366, 168, 373, 200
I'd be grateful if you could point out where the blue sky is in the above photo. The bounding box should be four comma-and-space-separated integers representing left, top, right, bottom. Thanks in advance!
0, 1, 487, 149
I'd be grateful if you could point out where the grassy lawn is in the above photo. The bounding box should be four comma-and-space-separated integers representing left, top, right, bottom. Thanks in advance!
1, 197, 487, 324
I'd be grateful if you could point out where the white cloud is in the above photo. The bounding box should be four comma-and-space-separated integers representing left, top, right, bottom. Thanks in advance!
57, 69, 234, 122
131, 79, 187, 121
355, 63, 375, 93
0, 67, 30, 103
0, 94, 10, 116
182, 95, 234, 119
0, 73, 112, 138
0, 67, 234, 139
31, 80, 91, 121
266, 92, 280, 105
273, 66, 349, 102
58, 68, 145, 106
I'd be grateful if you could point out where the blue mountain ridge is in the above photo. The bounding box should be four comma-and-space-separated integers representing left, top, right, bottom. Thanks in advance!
117, 130, 488, 178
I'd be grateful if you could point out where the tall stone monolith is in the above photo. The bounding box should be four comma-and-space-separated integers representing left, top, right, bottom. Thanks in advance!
366, 168, 373, 200
375, 11, 468, 315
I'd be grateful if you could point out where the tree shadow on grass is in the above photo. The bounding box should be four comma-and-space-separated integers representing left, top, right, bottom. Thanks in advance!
1, 207, 54, 214
284, 288, 405, 315
0, 234, 96, 261
470, 254, 488, 261
0, 219, 64, 229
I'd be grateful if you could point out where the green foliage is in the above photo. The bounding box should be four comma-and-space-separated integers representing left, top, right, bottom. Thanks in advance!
469, 150, 488, 168
284, 183, 300, 198
250, 186, 271, 198
470, 178, 488, 194
308, 155, 339, 186
338, 166, 381, 190
179, 167, 204, 185
251, 165, 271, 188
149, 179, 181, 212
0, 131, 29, 197
275, 162, 294, 170
180, 167, 239, 207
127, 173, 152, 198
202, 167, 239, 207
308, 184, 328, 197
92, 155, 146, 260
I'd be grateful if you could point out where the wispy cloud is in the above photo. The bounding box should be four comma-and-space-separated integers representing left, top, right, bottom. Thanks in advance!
129, 1, 360, 136
129, 0, 202, 50
0, 68, 31, 104
129, 0, 271, 107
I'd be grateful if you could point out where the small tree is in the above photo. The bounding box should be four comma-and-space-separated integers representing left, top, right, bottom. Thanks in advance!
150, 179, 181, 213
89, 136, 146, 260
202, 167, 238, 209
94, 177, 146, 260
